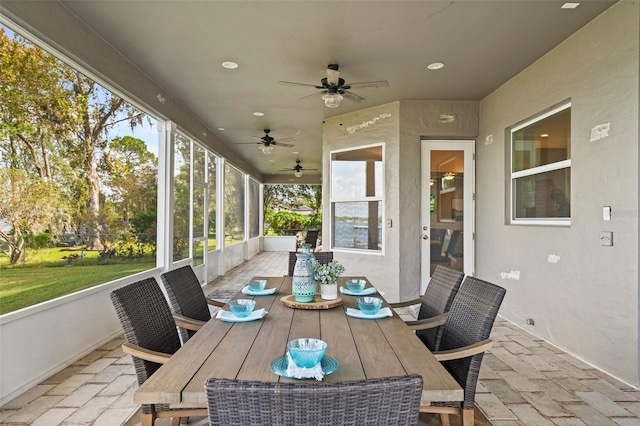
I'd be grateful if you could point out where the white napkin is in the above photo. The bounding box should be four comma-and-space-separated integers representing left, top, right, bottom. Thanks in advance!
339, 286, 377, 296
241, 286, 277, 296
285, 352, 324, 381
346, 307, 393, 320
216, 308, 268, 322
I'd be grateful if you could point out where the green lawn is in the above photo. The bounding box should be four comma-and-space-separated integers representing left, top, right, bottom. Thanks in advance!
0, 247, 155, 315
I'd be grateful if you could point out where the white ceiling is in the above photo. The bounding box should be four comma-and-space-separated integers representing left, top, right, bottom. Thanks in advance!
59, 0, 615, 181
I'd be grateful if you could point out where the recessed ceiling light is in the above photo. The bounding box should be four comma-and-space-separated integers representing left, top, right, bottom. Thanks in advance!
222, 61, 238, 69
292, 151, 299, 155
561, 2, 580, 9
427, 62, 445, 70
253, 112, 264, 117
218, 127, 225, 131
540, 133, 549, 138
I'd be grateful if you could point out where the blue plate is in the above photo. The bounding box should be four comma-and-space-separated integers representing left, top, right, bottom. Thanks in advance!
270, 355, 339, 378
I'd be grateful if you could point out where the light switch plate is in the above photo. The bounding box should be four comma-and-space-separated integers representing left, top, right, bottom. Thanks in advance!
603, 206, 611, 221
600, 231, 613, 246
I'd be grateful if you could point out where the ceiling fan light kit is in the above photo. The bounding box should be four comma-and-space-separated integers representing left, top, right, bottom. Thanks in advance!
278, 64, 388, 109
259, 145, 274, 155
322, 93, 343, 108
235, 129, 294, 154
281, 159, 318, 177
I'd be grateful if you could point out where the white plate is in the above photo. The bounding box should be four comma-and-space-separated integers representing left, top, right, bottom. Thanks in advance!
340, 286, 377, 296
241, 286, 277, 296
346, 307, 393, 320
216, 308, 268, 322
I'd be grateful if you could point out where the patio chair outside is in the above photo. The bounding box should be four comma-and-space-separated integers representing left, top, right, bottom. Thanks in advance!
160, 265, 225, 344
303, 229, 319, 250
420, 276, 506, 426
205, 375, 423, 426
288, 251, 334, 276
110, 277, 207, 426
389, 265, 464, 350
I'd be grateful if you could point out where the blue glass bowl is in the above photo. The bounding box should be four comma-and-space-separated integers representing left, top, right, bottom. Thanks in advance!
287, 338, 327, 368
357, 297, 383, 315
228, 299, 256, 318
346, 279, 366, 292
247, 280, 267, 291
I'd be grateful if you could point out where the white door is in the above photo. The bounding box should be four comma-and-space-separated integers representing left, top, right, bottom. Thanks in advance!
420, 140, 475, 294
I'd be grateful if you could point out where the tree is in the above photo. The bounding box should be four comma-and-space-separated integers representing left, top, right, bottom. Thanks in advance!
0, 28, 147, 252
0, 169, 64, 264
101, 135, 157, 223
263, 184, 323, 234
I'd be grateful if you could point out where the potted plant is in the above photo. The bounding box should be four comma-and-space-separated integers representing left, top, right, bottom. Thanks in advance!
313, 259, 345, 300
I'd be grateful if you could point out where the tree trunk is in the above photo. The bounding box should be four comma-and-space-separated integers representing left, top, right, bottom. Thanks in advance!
7, 230, 24, 266
85, 135, 104, 251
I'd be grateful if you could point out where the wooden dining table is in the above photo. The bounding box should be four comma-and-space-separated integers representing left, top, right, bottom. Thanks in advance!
134, 276, 463, 408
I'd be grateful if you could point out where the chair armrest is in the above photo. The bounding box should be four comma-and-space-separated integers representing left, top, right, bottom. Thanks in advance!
389, 297, 423, 309
122, 342, 172, 364
173, 314, 206, 332
406, 312, 448, 331
433, 339, 493, 362
206, 297, 226, 308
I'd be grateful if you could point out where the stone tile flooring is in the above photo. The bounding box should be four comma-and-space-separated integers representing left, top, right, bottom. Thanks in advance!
2, 251, 639, 425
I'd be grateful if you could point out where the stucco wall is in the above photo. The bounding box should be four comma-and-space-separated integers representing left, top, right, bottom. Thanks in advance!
323, 103, 402, 300
477, 1, 639, 386
323, 101, 478, 302
398, 101, 479, 302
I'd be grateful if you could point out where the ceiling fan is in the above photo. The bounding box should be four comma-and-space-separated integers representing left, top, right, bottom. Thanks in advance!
278, 64, 389, 108
235, 129, 295, 155
280, 160, 318, 178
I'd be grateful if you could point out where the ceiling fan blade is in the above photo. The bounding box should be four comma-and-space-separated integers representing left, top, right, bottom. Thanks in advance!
235, 142, 262, 145
342, 91, 366, 102
302, 168, 319, 171
274, 142, 295, 148
274, 137, 295, 143
346, 80, 389, 89
278, 81, 324, 89
299, 91, 325, 101
326, 68, 340, 86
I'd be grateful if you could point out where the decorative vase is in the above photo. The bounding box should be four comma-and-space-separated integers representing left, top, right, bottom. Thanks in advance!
292, 253, 316, 303
320, 282, 338, 300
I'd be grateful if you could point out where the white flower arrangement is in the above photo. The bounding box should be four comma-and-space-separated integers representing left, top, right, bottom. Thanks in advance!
312, 259, 345, 285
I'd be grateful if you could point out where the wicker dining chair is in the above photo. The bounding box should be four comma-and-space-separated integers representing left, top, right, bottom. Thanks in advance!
160, 265, 225, 344
205, 375, 423, 426
389, 265, 464, 350
287, 251, 334, 276
110, 277, 207, 426
419, 276, 506, 426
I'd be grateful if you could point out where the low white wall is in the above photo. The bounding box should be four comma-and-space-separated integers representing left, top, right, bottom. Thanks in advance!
206, 249, 221, 282
0, 243, 261, 405
0, 268, 162, 405
262, 236, 297, 252
247, 237, 260, 258
223, 243, 246, 272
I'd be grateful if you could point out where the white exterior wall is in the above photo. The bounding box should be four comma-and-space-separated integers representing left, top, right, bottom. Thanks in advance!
322, 100, 478, 302
476, 1, 639, 386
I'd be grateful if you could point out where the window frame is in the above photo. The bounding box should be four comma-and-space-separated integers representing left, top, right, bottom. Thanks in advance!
329, 143, 385, 255
509, 102, 571, 226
